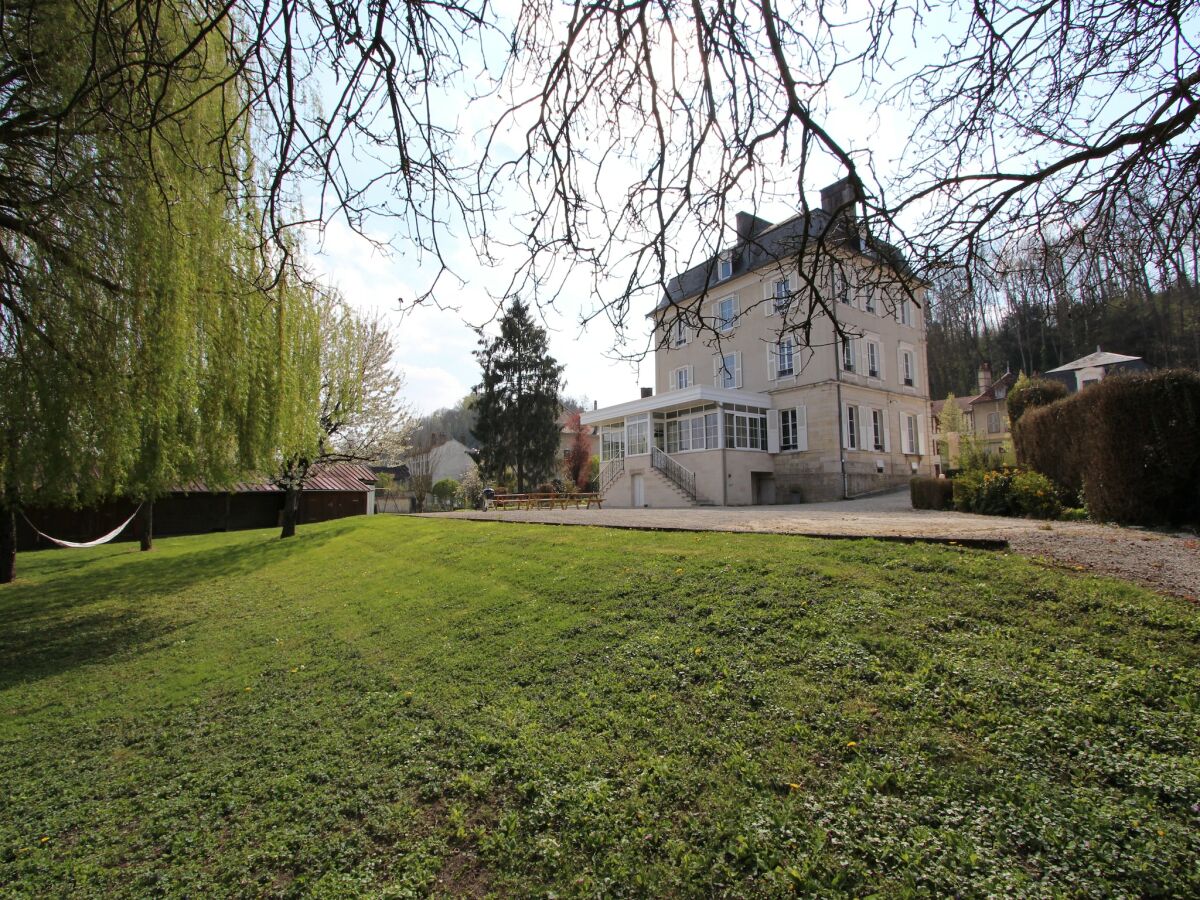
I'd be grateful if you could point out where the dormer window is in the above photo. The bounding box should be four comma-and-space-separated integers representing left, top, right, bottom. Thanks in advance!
718, 252, 733, 282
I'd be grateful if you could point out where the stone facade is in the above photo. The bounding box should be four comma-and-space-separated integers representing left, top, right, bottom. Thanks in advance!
583, 187, 935, 506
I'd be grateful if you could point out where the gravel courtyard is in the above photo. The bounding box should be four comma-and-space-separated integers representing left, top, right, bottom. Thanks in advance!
430, 491, 1200, 599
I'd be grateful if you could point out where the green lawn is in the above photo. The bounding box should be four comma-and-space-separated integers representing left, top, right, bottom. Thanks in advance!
1, 517, 1197, 897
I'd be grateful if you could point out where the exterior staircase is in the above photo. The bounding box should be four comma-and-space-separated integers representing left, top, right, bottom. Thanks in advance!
597, 452, 714, 507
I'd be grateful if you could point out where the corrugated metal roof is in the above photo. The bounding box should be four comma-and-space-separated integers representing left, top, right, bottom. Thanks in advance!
176, 462, 377, 495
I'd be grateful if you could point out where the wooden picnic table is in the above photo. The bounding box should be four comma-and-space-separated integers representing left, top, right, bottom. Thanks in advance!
489, 492, 602, 510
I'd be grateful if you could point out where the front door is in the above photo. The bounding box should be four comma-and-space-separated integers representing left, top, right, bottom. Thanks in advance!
632, 473, 645, 507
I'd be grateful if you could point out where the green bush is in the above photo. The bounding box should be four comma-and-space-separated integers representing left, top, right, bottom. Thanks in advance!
1017, 369, 1200, 526
1007, 374, 1069, 423
910, 476, 954, 510
953, 467, 1060, 519
431, 478, 459, 509
1009, 470, 1062, 519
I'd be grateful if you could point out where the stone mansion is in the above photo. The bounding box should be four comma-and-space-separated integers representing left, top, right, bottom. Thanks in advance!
580, 180, 934, 506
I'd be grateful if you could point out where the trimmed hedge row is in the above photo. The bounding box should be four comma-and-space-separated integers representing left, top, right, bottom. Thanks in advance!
910, 476, 954, 510
1015, 369, 1200, 526
1007, 376, 1069, 423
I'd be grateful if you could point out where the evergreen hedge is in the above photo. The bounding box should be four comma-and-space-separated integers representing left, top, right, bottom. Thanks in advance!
1006, 376, 1069, 424
910, 476, 954, 510
1016, 370, 1200, 525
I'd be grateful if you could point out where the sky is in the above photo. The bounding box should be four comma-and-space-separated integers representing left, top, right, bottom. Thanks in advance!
302, 4, 918, 416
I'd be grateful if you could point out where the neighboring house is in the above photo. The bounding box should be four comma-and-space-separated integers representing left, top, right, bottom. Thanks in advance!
580, 179, 935, 507
16, 462, 378, 551
930, 363, 1016, 469
405, 435, 477, 483
1043, 348, 1150, 392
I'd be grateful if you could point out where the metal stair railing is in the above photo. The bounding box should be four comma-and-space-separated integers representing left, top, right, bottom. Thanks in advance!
599, 456, 625, 493
651, 446, 697, 501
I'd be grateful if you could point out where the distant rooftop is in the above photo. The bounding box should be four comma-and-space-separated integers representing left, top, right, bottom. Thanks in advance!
1045, 350, 1143, 373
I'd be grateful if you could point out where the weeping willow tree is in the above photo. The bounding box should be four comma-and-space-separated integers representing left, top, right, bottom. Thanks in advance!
0, 1, 322, 580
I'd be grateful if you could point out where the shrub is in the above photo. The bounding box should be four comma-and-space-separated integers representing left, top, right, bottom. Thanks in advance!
1008, 470, 1062, 519
1007, 374, 1069, 424
456, 467, 485, 509
954, 467, 1014, 516
910, 476, 954, 510
952, 467, 1059, 519
431, 478, 459, 509
1017, 369, 1200, 526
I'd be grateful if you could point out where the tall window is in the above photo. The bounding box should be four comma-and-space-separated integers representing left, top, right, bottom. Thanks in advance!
673, 318, 687, 346
781, 408, 798, 451
834, 268, 850, 305
723, 407, 768, 450
987, 411, 1002, 433
663, 406, 719, 453
846, 405, 858, 449
717, 352, 738, 388
901, 349, 915, 386
718, 296, 736, 332
626, 414, 649, 455
898, 299, 913, 326
841, 337, 855, 372
865, 286, 876, 314
777, 338, 794, 377
601, 424, 625, 461
905, 414, 919, 454
867, 341, 880, 378
871, 409, 885, 451
773, 279, 790, 312
673, 366, 690, 390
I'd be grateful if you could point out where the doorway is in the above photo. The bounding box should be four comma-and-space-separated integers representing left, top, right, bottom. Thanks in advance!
631, 473, 645, 507
751, 472, 776, 505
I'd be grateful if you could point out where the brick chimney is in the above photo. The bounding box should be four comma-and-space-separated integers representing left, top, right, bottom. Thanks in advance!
977, 362, 993, 395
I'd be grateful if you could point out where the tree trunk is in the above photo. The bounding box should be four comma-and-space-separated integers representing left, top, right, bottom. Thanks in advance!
0, 500, 15, 584
280, 487, 299, 539
139, 500, 154, 552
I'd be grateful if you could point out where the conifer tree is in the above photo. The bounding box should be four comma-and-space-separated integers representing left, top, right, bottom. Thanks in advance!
473, 300, 564, 492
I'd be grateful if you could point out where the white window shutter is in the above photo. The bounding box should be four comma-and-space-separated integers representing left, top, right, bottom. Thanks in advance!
842, 406, 851, 449
734, 351, 743, 388
712, 355, 721, 386
767, 345, 777, 382
796, 405, 808, 451
859, 407, 870, 452
882, 409, 891, 452
917, 414, 926, 454
767, 409, 780, 453
686, 365, 694, 387
764, 281, 775, 317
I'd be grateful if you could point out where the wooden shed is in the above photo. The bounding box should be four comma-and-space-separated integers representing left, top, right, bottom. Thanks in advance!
17, 463, 377, 551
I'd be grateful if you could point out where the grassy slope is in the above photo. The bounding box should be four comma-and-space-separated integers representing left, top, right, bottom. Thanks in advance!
0, 517, 1197, 898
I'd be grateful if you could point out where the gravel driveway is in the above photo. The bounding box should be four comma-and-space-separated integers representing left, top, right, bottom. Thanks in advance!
428, 491, 1200, 599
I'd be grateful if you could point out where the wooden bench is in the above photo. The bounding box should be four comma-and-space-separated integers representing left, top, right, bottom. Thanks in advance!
490, 492, 602, 510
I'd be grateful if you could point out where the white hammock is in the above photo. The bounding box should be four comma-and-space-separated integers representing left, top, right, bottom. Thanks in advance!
21, 504, 143, 549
